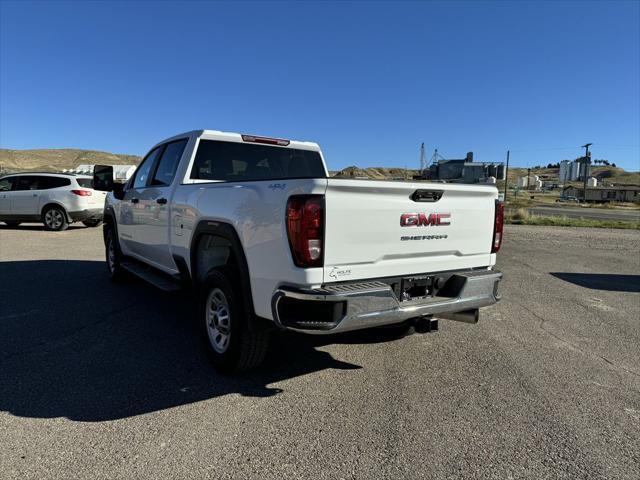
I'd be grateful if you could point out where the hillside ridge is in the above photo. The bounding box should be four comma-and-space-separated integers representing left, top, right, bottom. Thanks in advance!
0, 148, 141, 173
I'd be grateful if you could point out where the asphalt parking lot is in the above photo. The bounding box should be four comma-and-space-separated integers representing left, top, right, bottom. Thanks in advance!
1, 224, 639, 479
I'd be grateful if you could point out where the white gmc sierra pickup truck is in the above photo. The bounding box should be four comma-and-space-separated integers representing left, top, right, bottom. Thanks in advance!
93, 130, 503, 372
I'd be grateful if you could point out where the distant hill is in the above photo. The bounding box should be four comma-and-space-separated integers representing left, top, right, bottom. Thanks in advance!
0, 148, 141, 174
331, 166, 420, 180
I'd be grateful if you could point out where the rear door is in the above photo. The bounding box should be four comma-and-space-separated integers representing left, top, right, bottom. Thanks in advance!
323, 180, 498, 283
11, 176, 43, 215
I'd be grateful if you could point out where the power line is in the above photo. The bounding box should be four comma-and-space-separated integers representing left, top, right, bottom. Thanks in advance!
508, 146, 583, 153
508, 143, 639, 153
589, 144, 640, 150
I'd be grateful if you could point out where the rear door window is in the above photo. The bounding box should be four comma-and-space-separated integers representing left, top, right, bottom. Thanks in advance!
151, 139, 188, 186
14, 176, 40, 191
190, 140, 326, 182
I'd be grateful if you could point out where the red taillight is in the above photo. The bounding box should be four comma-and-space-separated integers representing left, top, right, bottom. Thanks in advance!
241, 134, 290, 146
286, 195, 324, 268
492, 200, 504, 253
71, 189, 92, 196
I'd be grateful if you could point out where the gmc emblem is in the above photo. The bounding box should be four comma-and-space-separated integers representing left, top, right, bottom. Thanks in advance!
400, 213, 451, 227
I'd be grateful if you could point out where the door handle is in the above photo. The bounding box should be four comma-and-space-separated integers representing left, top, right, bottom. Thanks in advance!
411, 189, 443, 202
156, 198, 168, 205
131, 198, 139, 204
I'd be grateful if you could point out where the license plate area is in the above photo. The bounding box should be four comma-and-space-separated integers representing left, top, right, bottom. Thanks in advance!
399, 275, 432, 302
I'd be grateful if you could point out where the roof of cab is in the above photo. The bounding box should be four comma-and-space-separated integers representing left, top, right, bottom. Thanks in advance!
152, 129, 321, 152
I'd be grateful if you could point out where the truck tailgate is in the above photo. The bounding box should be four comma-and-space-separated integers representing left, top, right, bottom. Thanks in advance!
323, 180, 498, 283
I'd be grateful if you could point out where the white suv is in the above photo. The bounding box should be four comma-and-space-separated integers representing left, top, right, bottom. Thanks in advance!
0, 173, 107, 231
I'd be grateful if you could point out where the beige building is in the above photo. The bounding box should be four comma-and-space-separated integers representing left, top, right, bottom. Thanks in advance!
562, 185, 640, 203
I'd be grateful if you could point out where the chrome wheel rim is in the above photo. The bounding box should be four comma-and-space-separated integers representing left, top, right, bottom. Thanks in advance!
206, 288, 231, 354
45, 209, 63, 229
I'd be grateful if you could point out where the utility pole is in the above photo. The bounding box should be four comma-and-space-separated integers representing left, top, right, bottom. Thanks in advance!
581, 143, 592, 203
429, 148, 440, 165
503, 150, 510, 201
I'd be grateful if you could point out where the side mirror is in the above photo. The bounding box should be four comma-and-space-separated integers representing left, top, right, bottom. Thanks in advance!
93, 165, 125, 200
93, 165, 114, 191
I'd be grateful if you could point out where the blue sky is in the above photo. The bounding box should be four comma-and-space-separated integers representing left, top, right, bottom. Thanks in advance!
1, 0, 639, 171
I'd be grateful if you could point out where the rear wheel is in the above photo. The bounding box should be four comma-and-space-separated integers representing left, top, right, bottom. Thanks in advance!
200, 269, 269, 373
83, 219, 102, 228
42, 206, 69, 231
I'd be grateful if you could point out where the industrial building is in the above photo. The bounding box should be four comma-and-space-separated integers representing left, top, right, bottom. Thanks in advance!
562, 185, 640, 203
559, 159, 590, 182
421, 152, 506, 184
517, 175, 543, 190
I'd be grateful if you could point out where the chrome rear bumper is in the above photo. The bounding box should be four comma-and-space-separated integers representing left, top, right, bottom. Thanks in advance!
272, 269, 503, 334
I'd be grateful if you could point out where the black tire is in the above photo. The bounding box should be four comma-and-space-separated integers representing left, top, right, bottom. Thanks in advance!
105, 224, 127, 282
200, 269, 269, 373
83, 219, 102, 228
3, 221, 20, 228
42, 205, 69, 231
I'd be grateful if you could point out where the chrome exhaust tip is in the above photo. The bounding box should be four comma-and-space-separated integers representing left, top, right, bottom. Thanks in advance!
437, 309, 479, 324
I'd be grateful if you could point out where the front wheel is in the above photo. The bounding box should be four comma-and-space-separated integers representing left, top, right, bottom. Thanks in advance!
200, 270, 270, 373
43, 206, 69, 231
105, 225, 127, 282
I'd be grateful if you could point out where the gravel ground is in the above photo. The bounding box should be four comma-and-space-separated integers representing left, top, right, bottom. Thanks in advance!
0, 224, 639, 479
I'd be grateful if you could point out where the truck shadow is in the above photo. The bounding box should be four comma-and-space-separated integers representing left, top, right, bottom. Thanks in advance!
550, 272, 640, 293
0, 260, 362, 422
0, 223, 87, 231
